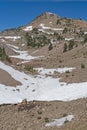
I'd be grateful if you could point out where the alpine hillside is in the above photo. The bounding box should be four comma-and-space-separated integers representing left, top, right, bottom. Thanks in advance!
0, 12, 87, 130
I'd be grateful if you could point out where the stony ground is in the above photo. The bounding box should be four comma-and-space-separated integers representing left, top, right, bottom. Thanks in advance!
0, 98, 87, 130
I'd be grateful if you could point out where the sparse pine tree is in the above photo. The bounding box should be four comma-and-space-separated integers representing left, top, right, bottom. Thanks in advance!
84, 35, 87, 43
68, 40, 75, 50
63, 27, 68, 33
0, 47, 11, 62
56, 19, 61, 25
48, 43, 53, 51
63, 43, 67, 52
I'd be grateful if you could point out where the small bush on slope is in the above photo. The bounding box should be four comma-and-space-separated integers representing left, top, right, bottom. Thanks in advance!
81, 63, 85, 69
0, 47, 11, 62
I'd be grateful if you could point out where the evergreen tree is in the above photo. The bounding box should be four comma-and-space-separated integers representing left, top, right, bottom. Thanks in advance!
63, 43, 67, 52
48, 43, 53, 51
68, 40, 74, 50
63, 27, 68, 33
84, 35, 87, 43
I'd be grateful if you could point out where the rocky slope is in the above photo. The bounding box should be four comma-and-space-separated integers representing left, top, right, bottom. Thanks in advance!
0, 12, 87, 82
0, 12, 87, 130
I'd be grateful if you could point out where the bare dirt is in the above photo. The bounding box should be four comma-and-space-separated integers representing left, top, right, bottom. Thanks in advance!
0, 69, 21, 87
0, 98, 87, 130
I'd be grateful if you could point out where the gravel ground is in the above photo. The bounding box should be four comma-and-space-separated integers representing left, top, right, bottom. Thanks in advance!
0, 98, 87, 130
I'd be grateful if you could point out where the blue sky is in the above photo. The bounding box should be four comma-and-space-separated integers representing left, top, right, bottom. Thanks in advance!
0, 1, 87, 31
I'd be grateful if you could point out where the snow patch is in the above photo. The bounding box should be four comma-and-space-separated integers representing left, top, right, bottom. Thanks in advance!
23, 26, 33, 31
65, 38, 74, 41
17, 60, 29, 65
38, 29, 46, 33
10, 50, 43, 61
7, 45, 43, 61
51, 28, 63, 31
38, 29, 54, 34
84, 32, 87, 34
46, 32, 54, 35
40, 24, 63, 31
21, 44, 25, 47
7, 44, 19, 49
40, 24, 44, 27
45, 115, 74, 127
48, 12, 55, 15
34, 67, 75, 76
0, 38, 6, 43
31, 50, 39, 54
38, 29, 54, 35
0, 36, 21, 41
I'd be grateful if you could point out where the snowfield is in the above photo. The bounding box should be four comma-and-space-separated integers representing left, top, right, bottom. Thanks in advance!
0, 61, 87, 104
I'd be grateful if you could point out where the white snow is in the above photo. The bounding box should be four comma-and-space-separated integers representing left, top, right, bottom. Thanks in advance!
38, 29, 46, 33
38, 29, 54, 35
0, 61, 87, 104
7, 44, 19, 49
10, 50, 43, 61
34, 67, 75, 76
48, 12, 55, 15
0, 36, 21, 41
23, 26, 33, 31
46, 32, 54, 35
0, 38, 6, 43
31, 50, 39, 54
17, 60, 29, 65
21, 44, 25, 47
40, 24, 44, 27
58, 67, 75, 73
51, 28, 63, 31
40, 24, 63, 31
65, 38, 74, 41
45, 115, 74, 127
84, 32, 87, 34
7, 44, 43, 61
42, 26, 51, 30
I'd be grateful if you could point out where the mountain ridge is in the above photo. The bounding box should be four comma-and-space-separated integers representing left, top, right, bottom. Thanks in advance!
1, 12, 87, 34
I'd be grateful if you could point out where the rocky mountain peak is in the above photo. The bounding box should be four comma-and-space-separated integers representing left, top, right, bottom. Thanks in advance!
40, 12, 60, 18
36, 12, 60, 21
28, 12, 60, 28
